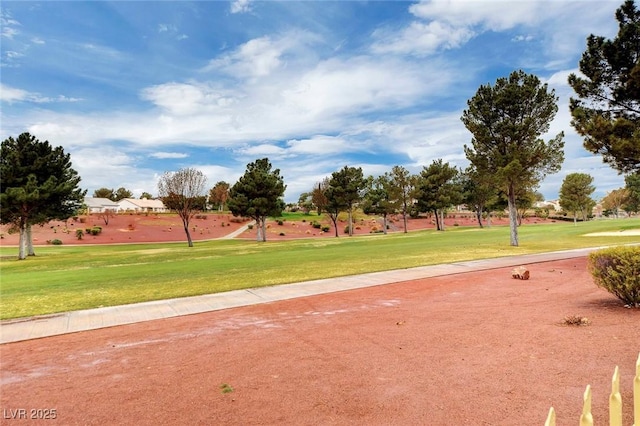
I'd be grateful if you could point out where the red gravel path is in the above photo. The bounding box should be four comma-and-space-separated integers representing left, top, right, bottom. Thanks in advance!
1, 257, 638, 425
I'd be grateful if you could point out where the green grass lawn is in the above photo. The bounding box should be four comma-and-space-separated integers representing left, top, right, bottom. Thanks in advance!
1, 218, 639, 320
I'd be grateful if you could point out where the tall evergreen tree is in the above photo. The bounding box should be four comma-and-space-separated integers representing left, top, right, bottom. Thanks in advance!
228, 158, 286, 242
568, 0, 640, 174
461, 70, 565, 246
1, 132, 85, 259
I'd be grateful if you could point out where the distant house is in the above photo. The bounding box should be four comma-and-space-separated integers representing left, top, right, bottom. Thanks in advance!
84, 197, 120, 214
534, 200, 561, 212
117, 198, 168, 213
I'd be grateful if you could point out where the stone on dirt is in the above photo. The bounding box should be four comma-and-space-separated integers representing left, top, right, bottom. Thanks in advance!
511, 266, 530, 280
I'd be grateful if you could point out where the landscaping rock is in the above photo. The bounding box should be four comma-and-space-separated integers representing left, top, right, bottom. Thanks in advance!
511, 266, 530, 280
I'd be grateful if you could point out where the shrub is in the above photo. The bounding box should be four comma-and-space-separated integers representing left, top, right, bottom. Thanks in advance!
277, 219, 284, 226
279, 232, 285, 236
312, 221, 322, 229
50, 239, 63, 245
247, 224, 254, 230
90, 226, 102, 236
321, 225, 330, 232
588, 246, 640, 307
75, 229, 84, 240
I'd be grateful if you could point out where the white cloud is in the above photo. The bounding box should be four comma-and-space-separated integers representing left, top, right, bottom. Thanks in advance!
1, 10, 20, 39
286, 135, 349, 155
512, 34, 534, 42
0, 84, 82, 104
150, 152, 189, 159
237, 143, 286, 158
31, 37, 45, 45
408, 0, 543, 30
158, 23, 177, 33
230, 0, 253, 14
371, 20, 474, 56
0, 85, 29, 102
205, 35, 288, 78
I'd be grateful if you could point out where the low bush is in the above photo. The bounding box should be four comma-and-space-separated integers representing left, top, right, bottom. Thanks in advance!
312, 221, 322, 229
90, 226, 102, 236
50, 239, 63, 245
321, 225, 330, 232
76, 229, 84, 240
588, 246, 640, 307
277, 220, 284, 226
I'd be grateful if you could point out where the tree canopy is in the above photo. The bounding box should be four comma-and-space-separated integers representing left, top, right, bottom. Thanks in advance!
157, 167, 207, 247
326, 166, 366, 236
228, 158, 286, 242
559, 173, 596, 223
93, 187, 114, 199
209, 181, 230, 211
387, 165, 415, 233
1, 132, 85, 259
624, 172, 640, 213
361, 175, 394, 235
461, 70, 565, 246
461, 164, 498, 228
414, 159, 462, 231
568, 0, 640, 174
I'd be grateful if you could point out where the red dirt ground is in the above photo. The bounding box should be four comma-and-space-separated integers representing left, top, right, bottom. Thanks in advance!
1, 257, 638, 425
0, 212, 541, 246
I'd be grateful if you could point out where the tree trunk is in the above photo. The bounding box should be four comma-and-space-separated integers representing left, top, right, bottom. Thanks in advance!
383, 214, 388, 235
18, 223, 27, 260
574, 213, 577, 226
183, 224, 193, 247
26, 224, 35, 256
327, 213, 339, 238
255, 218, 263, 241
402, 205, 408, 233
433, 210, 441, 231
440, 210, 445, 231
476, 207, 484, 228
261, 218, 267, 242
348, 208, 353, 236
507, 185, 519, 246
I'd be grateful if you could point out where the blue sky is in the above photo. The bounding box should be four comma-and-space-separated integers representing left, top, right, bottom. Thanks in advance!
0, 0, 628, 203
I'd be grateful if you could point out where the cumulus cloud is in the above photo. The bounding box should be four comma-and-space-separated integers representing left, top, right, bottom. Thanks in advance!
204, 35, 290, 79
371, 20, 474, 56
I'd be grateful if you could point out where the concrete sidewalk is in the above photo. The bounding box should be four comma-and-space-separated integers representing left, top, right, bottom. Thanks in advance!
0, 248, 599, 344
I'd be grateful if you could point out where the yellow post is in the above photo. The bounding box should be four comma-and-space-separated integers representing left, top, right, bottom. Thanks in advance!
634, 353, 640, 426
580, 385, 594, 426
610, 365, 622, 426
544, 407, 556, 426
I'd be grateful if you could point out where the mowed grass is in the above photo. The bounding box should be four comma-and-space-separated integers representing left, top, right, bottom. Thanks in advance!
1, 218, 639, 320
